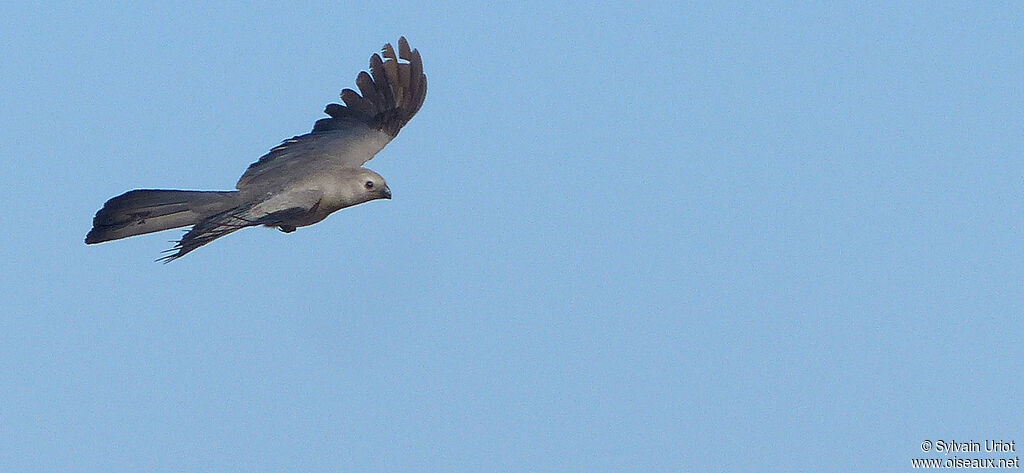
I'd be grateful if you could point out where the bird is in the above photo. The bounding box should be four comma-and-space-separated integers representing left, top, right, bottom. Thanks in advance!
85, 37, 426, 262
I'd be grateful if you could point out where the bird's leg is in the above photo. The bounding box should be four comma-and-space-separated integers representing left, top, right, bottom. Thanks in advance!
278, 225, 296, 233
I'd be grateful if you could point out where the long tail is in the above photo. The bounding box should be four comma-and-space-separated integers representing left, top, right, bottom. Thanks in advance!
86, 189, 239, 244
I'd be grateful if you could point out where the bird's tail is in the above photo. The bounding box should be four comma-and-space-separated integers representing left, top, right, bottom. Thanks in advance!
85, 189, 240, 244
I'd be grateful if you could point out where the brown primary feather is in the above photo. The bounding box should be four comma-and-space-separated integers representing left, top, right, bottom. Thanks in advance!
381, 42, 397, 61
407, 49, 425, 114
355, 71, 381, 111
383, 58, 401, 102
340, 88, 374, 116
368, 54, 394, 108
398, 37, 412, 61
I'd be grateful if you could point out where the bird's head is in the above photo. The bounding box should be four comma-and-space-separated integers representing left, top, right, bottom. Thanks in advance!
351, 168, 391, 203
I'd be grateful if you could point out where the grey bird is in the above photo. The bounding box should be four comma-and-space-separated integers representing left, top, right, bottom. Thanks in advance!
85, 37, 426, 262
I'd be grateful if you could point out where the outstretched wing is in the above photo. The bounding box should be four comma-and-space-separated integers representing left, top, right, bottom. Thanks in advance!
237, 37, 427, 190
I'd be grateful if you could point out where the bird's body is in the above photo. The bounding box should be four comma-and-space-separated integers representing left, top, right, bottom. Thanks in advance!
85, 37, 425, 261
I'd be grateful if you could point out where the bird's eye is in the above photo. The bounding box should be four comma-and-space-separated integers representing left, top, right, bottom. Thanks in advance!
364, 180, 374, 189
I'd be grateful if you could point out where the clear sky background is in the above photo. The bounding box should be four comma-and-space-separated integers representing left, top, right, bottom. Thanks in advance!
2, 2, 1021, 472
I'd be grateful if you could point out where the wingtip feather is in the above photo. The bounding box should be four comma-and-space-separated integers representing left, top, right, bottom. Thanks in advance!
316, 37, 426, 137
398, 37, 412, 61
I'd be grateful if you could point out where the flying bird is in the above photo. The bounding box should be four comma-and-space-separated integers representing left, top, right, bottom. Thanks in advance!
85, 37, 426, 262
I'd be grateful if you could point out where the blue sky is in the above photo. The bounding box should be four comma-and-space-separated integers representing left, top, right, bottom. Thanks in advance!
2, 2, 1021, 471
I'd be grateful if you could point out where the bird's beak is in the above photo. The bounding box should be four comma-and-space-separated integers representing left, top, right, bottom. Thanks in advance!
382, 186, 392, 199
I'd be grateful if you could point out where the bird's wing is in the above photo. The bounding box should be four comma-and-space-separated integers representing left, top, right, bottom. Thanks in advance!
236, 37, 427, 190
158, 189, 323, 262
